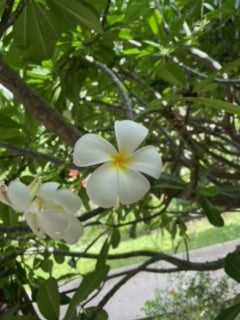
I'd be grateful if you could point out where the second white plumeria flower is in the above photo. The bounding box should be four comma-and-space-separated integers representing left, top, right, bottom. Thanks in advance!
73, 120, 162, 208
0, 180, 83, 244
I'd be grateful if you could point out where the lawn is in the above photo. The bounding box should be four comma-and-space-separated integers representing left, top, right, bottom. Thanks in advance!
32, 211, 240, 278
108, 211, 240, 269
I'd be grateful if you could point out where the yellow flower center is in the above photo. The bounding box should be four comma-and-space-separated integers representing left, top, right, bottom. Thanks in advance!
110, 151, 131, 171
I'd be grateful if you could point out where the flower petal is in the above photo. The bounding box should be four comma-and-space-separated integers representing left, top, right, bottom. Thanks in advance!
28, 177, 42, 199
118, 168, 150, 205
0, 181, 11, 206
38, 210, 69, 240
24, 212, 46, 239
128, 146, 162, 179
7, 181, 31, 212
86, 163, 118, 208
55, 189, 81, 215
115, 120, 148, 154
37, 182, 60, 203
73, 134, 117, 167
62, 217, 83, 244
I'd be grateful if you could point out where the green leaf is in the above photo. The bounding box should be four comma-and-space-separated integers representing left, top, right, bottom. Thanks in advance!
202, 199, 224, 227
125, 0, 149, 21
0, 276, 8, 288
158, 62, 187, 86
96, 240, 109, 269
178, 221, 187, 236
15, 261, 27, 284
224, 253, 240, 283
40, 259, 53, 273
3, 317, 38, 320
54, 253, 65, 264
0, 207, 18, 225
37, 277, 60, 320
65, 265, 109, 319
152, 173, 186, 191
0, 307, 18, 320
130, 223, 137, 239
78, 187, 91, 211
143, 40, 161, 49
82, 307, 108, 320
0, 128, 21, 140
198, 185, 220, 197
194, 76, 218, 92
111, 228, 121, 249
152, 183, 185, 190
148, 9, 162, 36
183, 97, 240, 116
123, 48, 145, 55
214, 303, 240, 320
118, 28, 132, 40
148, 15, 159, 35
13, 1, 61, 59
107, 14, 125, 25
13, 2, 28, 48
187, 0, 203, 20
59, 293, 71, 305
49, 0, 102, 33
160, 172, 186, 185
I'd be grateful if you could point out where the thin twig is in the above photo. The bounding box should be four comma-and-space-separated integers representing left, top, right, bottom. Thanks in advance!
0, 225, 29, 233
0, 0, 14, 38
79, 207, 106, 222
87, 257, 157, 320
6, 0, 28, 28
177, 61, 240, 84
161, 106, 199, 199
0, 207, 106, 234
101, 0, 111, 27
0, 141, 78, 168
80, 56, 133, 119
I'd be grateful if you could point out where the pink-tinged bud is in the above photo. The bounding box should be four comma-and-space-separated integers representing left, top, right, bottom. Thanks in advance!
81, 178, 87, 188
69, 170, 79, 180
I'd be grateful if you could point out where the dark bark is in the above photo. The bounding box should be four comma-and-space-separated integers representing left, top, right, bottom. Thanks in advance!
0, 59, 81, 147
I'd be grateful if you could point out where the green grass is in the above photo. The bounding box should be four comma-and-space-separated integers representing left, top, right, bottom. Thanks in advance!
179, 212, 240, 250
107, 211, 240, 269
34, 212, 240, 278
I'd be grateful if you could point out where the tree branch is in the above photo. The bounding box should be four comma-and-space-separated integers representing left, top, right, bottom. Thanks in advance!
6, 0, 28, 28
177, 60, 240, 84
80, 56, 133, 119
0, 141, 79, 168
87, 241, 235, 320
0, 225, 29, 233
88, 257, 157, 320
79, 207, 105, 222
0, 59, 81, 147
0, 0, 14, 38
35, 247, 230, 271
161, 106, 199, 198
101, 0, 111, 27
0, 207, 106, 234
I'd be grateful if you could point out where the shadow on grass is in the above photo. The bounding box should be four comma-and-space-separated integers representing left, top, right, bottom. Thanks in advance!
39, 214, 240, 277
109, 222, 240, 270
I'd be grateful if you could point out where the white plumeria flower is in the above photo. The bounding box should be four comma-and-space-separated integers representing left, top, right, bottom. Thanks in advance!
0, 180, 83, 244
73, 120, 162, 208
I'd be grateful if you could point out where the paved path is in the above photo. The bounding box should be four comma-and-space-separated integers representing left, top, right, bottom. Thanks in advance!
61, 239, 240, 320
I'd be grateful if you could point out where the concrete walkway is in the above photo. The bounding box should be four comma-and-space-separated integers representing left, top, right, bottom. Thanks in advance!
61, 239, 240, 320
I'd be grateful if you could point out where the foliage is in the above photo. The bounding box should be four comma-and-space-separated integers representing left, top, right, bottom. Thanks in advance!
0, 0, 240, 318
142, 272, 240, 320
